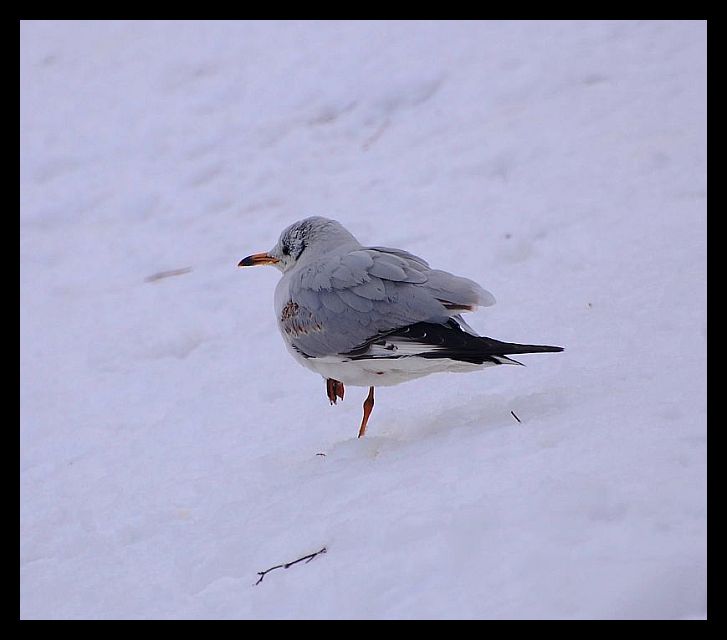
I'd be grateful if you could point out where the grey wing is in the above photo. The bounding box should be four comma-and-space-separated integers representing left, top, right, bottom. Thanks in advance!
367, 245, 431, 269
279, 248, 495, 358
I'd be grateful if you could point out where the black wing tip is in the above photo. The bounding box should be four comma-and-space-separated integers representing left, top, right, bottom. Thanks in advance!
540, 345, 564, 353
492, 342, 564, 355
343, 320, 564, 364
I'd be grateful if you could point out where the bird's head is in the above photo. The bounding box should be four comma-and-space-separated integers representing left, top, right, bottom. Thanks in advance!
238, 216, 359, 273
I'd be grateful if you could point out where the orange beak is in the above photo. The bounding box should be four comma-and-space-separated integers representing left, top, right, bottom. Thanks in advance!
238, 252, 280, 267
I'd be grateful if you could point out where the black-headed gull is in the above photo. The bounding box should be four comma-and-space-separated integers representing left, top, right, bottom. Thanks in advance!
239, 216, 563, 437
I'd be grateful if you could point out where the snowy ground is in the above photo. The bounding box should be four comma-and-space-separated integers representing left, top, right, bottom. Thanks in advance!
20, 20, 707, 619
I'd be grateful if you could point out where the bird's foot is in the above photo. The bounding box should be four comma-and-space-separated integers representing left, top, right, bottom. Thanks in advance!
358, 386, 375, 438
326, 378, 345, 405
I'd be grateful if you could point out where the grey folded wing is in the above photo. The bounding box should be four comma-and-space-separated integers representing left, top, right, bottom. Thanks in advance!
279, 247, 495, 358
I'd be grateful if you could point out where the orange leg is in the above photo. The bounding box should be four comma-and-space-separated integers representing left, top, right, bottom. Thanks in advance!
326, 378, 345, 405
358, 386, 375, 438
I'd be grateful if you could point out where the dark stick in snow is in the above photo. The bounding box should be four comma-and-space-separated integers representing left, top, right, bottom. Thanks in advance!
510, 410, 522, 423
144, 267, 193, 283
254, 547, 327, 586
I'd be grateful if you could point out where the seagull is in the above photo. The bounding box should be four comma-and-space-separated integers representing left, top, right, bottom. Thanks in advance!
239, 216, 563, 438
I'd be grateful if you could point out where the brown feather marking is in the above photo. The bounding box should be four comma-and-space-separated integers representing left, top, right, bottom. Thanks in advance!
437, 299, 474, 311
281, 301, 323, 337
281, 301, 299, 321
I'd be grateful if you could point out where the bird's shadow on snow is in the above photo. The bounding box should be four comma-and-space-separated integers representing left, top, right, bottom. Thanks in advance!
396, 387, 568, 440
320, 387, 569, 459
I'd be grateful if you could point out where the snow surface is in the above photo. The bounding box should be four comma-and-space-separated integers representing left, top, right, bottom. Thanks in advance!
20, 20, 707, 619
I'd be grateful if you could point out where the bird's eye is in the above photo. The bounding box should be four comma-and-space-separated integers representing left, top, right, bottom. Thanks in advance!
282, 244, 290, 256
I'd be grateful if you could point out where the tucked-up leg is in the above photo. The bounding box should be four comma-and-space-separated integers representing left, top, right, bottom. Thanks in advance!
358, 386, 375, 438
326, 378, 345, 405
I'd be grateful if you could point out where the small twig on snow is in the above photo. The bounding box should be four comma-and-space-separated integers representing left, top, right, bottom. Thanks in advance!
361, 119, 389, 151
510, 410, 522, 423
254, 547, 327, 586
145, 267, 193, 283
